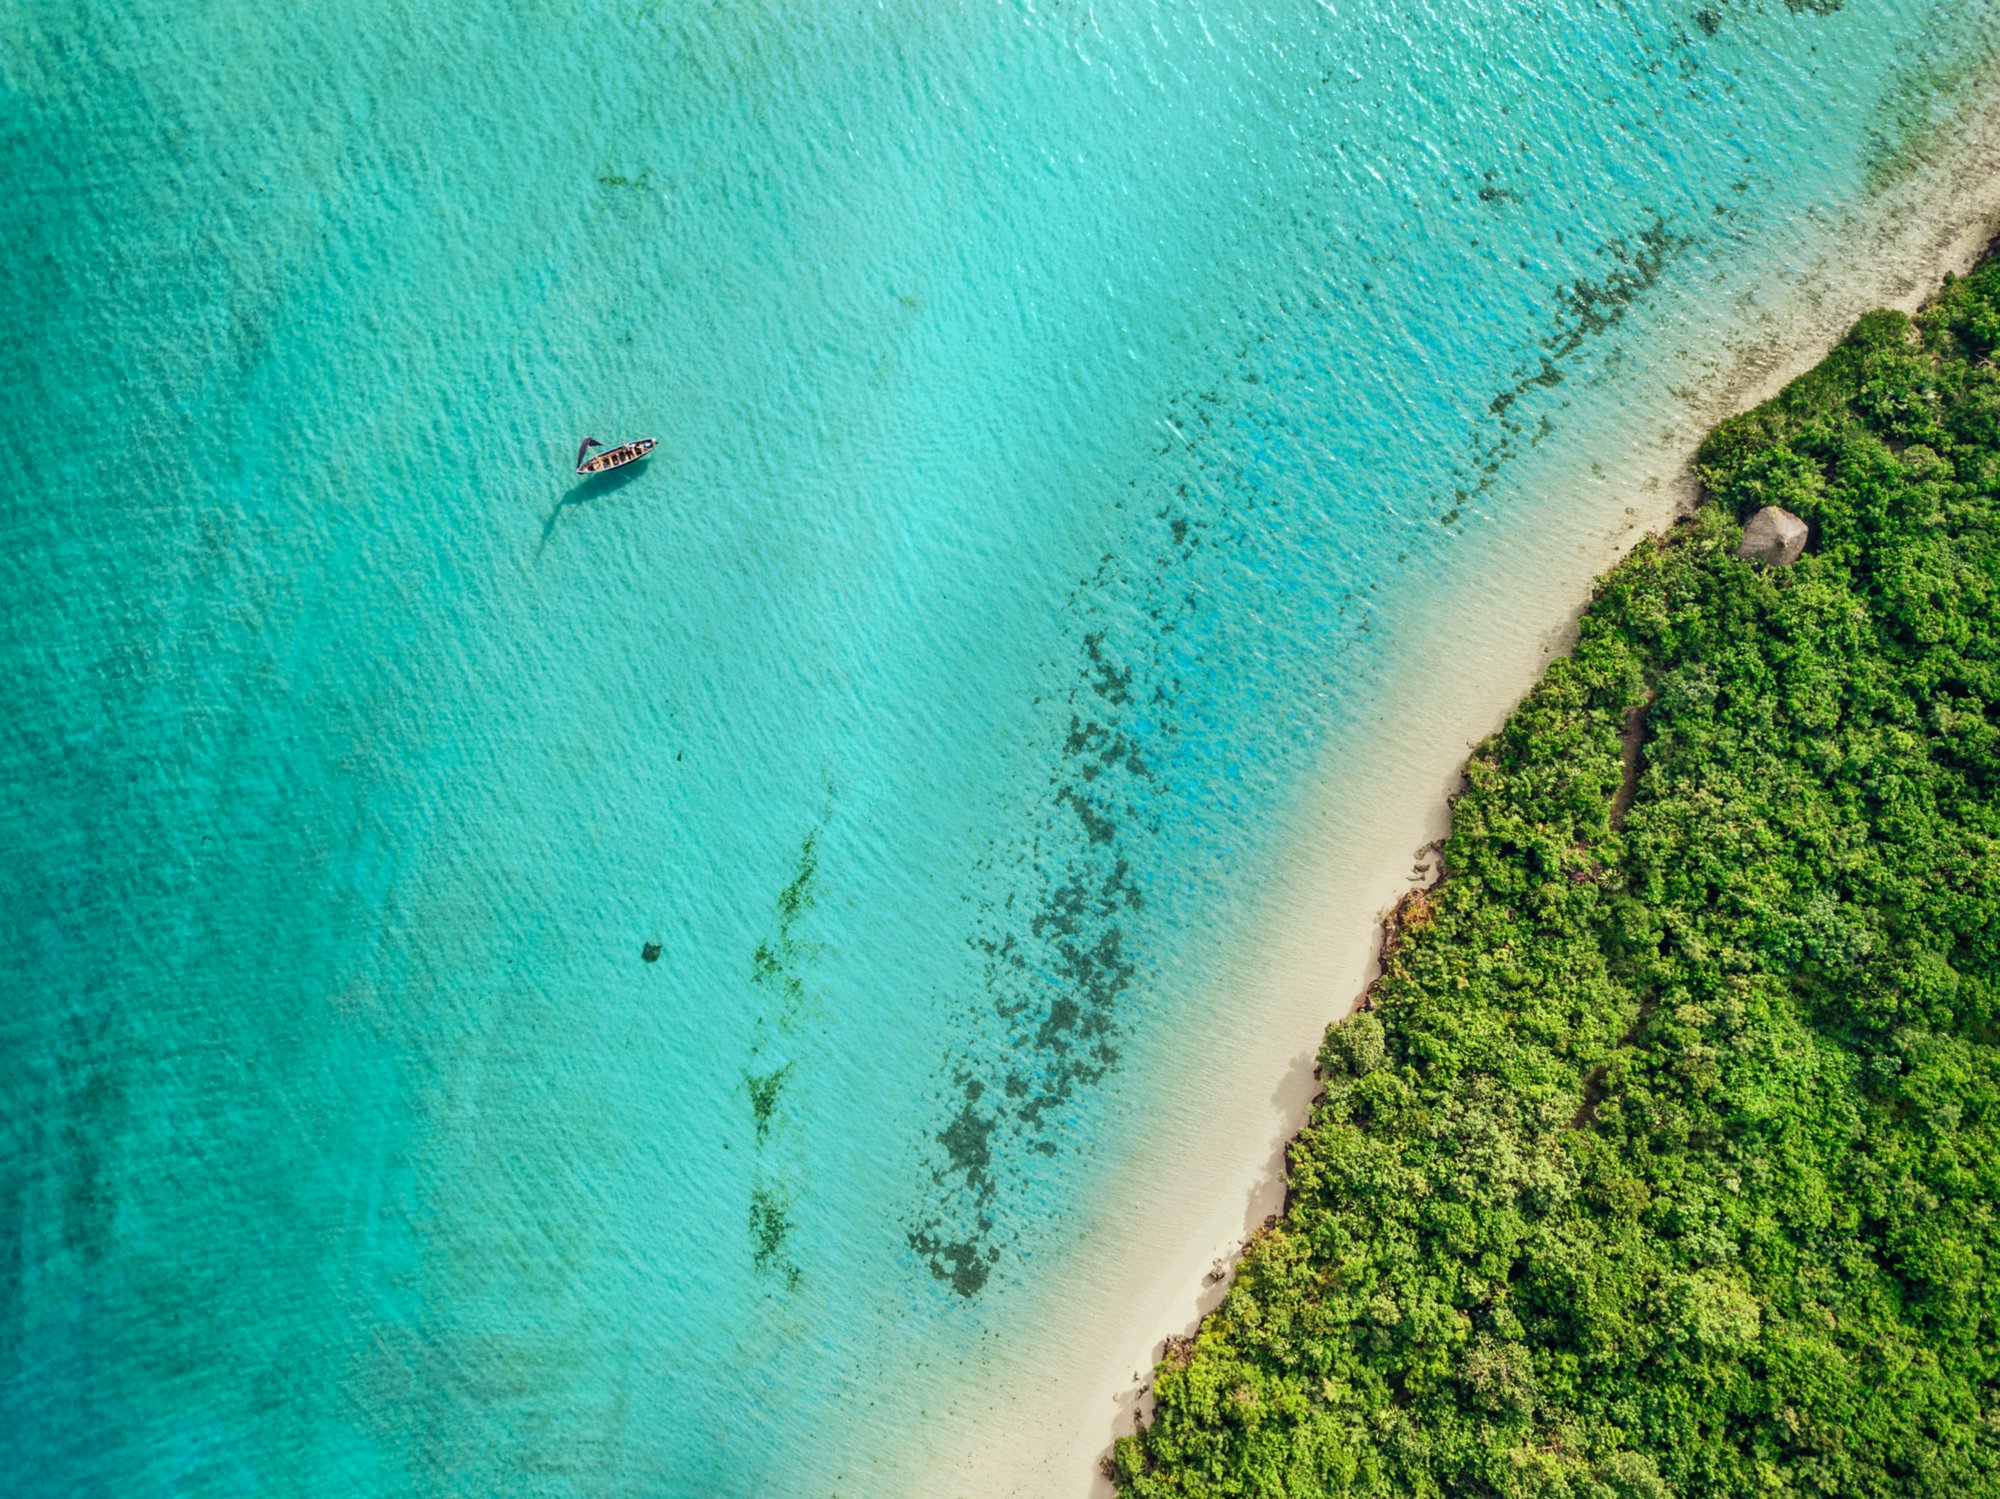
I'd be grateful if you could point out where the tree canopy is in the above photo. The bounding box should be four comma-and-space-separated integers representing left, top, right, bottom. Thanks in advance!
1114, 251, 2000, 1499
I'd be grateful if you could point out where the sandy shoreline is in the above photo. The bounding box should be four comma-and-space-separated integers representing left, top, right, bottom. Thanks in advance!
912, 84, 2000, 1499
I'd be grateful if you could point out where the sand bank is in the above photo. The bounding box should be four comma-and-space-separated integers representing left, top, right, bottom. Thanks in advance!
912, 86, 2000, 1499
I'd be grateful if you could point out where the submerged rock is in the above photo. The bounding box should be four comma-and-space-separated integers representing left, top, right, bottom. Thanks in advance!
1736, 505, 1809, 566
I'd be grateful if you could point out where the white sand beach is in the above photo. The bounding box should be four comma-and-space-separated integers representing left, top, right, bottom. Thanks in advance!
911, 82, 2000, 1499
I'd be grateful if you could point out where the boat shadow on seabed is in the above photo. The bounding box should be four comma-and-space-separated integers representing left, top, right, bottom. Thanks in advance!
537, 460, 649, 556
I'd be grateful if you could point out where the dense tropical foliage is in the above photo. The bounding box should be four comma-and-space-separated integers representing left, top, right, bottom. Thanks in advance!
1114, 252, 2000, 1498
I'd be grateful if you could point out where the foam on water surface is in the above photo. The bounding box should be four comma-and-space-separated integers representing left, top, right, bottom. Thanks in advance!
4, 1, 1998, 1493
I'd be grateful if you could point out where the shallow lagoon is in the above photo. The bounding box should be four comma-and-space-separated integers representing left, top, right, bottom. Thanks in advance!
3, 2, 1998, 1493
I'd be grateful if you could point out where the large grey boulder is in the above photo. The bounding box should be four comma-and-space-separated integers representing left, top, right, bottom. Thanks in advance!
1735, 506, 1808, 566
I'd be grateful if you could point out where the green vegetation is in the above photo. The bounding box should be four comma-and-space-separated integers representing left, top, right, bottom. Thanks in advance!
1114, 254, 2000, 1497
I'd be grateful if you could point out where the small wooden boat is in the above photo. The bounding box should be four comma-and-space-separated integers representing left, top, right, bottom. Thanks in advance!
574, 436, 656, 475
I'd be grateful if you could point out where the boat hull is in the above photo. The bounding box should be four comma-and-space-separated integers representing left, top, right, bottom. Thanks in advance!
576, 437, 656, 474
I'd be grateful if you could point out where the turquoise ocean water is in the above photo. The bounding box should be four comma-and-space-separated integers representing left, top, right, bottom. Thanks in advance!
4, 1, 1997, 1493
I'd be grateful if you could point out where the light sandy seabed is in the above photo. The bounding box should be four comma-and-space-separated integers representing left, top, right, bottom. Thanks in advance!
913, 87, 2000, 1499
